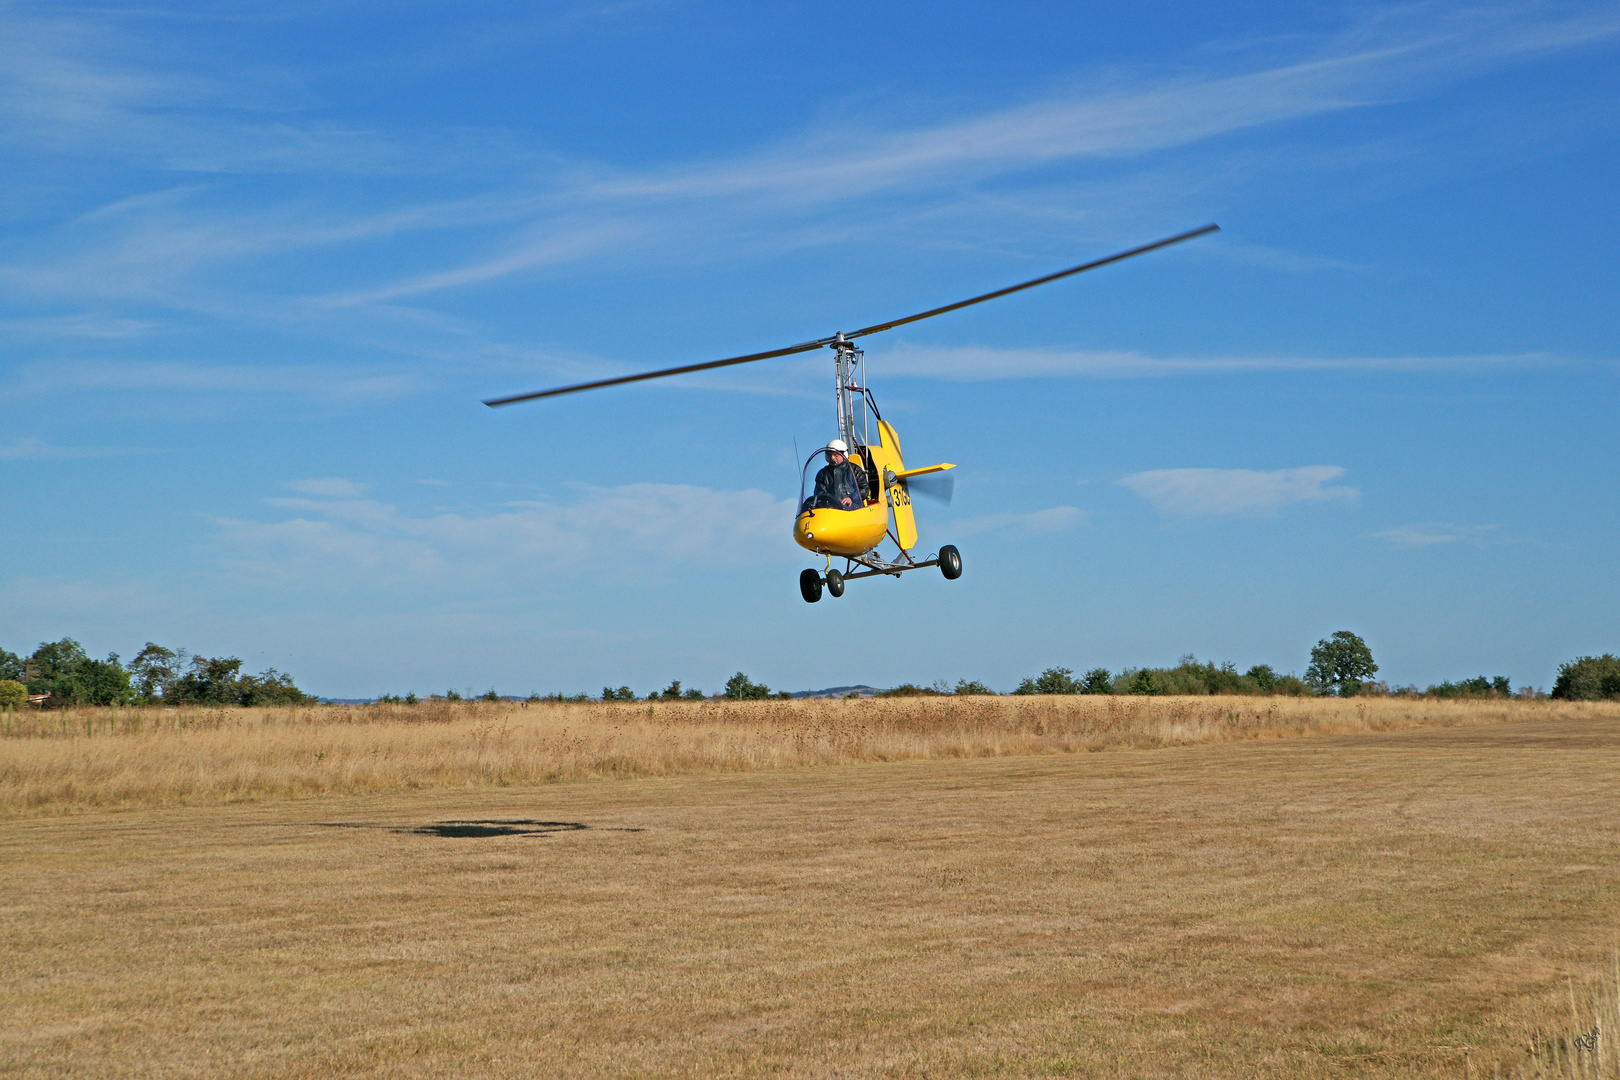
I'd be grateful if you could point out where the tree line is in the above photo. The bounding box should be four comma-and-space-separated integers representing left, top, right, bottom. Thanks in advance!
371, 636, 1620, 703
0, 639, 310, 708
377, 673, 793, 705
878, 634, 1615, 701
6, 632, 1617, 709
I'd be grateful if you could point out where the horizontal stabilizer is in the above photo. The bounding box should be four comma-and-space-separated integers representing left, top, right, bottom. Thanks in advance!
895, 463, 955, 480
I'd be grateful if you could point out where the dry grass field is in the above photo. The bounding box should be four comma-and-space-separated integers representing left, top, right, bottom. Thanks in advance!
1, 694, 1614, 813
3, 698, 1619, 1077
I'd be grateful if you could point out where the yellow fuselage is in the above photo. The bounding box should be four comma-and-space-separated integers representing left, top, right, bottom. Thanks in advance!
793, 500, 889, 558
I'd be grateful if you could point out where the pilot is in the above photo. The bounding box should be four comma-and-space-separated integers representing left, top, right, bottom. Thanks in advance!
815, 439, 866, 509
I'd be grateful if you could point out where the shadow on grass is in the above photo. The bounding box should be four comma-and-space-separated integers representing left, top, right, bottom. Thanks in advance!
318, 819, 644, 838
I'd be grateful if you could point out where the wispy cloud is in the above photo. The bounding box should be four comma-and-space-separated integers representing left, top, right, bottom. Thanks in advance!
0, 313, 159, 339
4, 360, 428, 401
325, 222, 641, 306
875, 343, 1554, 380
218, 481, 800, 589
0, 11, 461, 176
949, 506, 1087, 537
4, 1, 1616, 329
1370, 522, 1506, 547
284, 477, 367, 498
0, 437, 138, 460
570, 7, 1620, 207
325, 5, 1620, 304
1121, 466, 1360, 516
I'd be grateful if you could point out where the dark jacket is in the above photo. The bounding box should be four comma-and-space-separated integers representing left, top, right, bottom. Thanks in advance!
814, 460, 866, 508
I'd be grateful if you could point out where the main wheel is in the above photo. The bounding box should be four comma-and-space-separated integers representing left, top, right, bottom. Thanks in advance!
938, 544, 962, 580
799, 568, 823, 603
826, 569, 845, 597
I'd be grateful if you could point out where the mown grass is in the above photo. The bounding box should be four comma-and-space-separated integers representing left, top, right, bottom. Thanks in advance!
3, 695, 1616, 813
2, 713, 1618, 1078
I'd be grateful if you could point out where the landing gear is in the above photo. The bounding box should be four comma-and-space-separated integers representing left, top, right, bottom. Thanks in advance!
799, 568, 823, 603
801, 546, 960, 601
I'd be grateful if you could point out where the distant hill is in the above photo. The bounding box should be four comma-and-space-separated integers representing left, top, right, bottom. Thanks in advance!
790, 685, 878, 699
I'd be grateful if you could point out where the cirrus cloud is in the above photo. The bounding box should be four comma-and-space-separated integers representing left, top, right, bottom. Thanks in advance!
1120, 466, 1360, 516
1370, 523, 1505, 547
218, 480, 800, 590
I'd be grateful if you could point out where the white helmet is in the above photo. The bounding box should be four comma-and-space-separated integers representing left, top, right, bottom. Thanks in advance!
827, 439, 848, 454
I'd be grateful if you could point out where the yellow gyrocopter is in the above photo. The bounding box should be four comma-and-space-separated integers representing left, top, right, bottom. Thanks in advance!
484, 224, 1218, 603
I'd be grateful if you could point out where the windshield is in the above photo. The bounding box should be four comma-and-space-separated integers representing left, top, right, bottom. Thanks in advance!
799, 448, 870, 513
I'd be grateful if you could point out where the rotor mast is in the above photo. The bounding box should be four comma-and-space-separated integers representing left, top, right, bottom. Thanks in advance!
832, 333, 864, 454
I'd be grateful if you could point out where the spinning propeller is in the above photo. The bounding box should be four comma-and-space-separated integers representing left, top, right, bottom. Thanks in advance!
904, 472, 954, 506
482, 224, 1219, 407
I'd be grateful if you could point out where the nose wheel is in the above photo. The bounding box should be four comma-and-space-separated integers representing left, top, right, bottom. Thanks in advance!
799, 567, 846, 603
799, 568, 823, 603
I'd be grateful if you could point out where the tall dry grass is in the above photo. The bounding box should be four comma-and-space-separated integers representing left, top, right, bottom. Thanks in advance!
1513, 948, 1620, 1078
2, 694, 1616, 813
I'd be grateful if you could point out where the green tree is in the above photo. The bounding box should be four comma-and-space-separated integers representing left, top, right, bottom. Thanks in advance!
1246, 664, 1277, 693
722, 672, 772, 700
878, 683, 942, 697
0, 649, 23, 682
129, 643, 181, 702
1036, 667, 1080, 694
172, 656, 245, 704
650, 681, 708, 701
652, 679, 692, 701
1551, 654, 1620, 701
26, 638, 90, 695
24, 638, 133, 704
1426, 675, 1512, 699
240, 669, 309, 706
1127, 668, 1165, 695
1011, 667, 1081, 695
953, 679, 995, 695
1080, 668, 1113, 694
0, 680, 27, 709
1306, 631, 1378, 697
601, 686, 635, 701
1273, 673, 1311, 696
55, 655, 133, 706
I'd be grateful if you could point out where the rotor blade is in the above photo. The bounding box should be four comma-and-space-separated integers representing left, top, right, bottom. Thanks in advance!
904, 472, 954, 506
482, 336, 836, 407
482, 224, 1218, 406
846, 224, 1219, 341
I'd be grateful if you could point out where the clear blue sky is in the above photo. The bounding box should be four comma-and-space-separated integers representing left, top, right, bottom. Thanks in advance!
3, 1, 1617, 697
